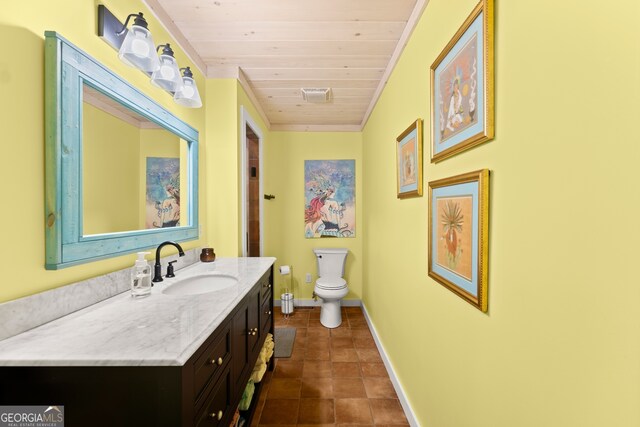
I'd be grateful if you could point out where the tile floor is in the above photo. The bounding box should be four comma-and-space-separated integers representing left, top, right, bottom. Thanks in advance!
250, 306, 409, 426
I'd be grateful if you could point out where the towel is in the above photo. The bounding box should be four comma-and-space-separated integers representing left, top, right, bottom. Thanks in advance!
250, 361, 267, 383
238, 380, 255, 411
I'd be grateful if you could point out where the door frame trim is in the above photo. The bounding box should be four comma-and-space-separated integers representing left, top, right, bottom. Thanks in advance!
240, 106, 264, 257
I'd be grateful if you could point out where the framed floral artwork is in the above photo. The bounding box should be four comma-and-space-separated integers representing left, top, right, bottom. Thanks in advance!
430, 0, 494, 162
428, 169, 489, 312
396, 119, 423, 198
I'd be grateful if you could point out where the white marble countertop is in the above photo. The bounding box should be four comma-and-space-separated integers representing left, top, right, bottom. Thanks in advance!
0, 257, 275, 367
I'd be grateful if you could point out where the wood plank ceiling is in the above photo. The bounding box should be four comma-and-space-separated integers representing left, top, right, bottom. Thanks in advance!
144, 0, 425, 131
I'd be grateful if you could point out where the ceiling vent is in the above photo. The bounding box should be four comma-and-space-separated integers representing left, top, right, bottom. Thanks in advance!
301, 88, 332, 103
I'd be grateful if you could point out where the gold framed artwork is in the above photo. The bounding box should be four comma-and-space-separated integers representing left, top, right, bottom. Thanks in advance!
430, 0, 494, 162
396, 119, 423, 198
428, 169, 489, 312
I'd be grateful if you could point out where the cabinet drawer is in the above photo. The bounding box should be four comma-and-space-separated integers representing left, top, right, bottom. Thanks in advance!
259, 271, 272, 301
260, 294, 272, 334
194, 322, 231, 403
195, 367, 231, 427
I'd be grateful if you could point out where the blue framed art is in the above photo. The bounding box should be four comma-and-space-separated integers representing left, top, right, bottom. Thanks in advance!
428, 170, 489, 312
396, 119, 423, 198
430, 0, 494, 162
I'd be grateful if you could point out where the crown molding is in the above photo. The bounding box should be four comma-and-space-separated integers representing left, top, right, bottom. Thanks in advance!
142, 0, 208, 75
270, 124, 362, 132
237, 68, 272, 130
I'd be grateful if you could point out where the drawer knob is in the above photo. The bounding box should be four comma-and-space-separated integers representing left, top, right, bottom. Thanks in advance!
210, 356, 223, 366
265, 310, 272, 315
209, 410, 223, 420
248, 328, 257, 336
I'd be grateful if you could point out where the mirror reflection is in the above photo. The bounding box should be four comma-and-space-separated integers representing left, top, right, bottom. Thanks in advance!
82, 84, 189, 236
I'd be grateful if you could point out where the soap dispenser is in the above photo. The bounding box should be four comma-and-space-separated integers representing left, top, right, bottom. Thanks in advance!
131, 252, 152, 298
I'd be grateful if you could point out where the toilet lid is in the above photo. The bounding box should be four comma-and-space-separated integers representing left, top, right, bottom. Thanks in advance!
316, 277, 347, 290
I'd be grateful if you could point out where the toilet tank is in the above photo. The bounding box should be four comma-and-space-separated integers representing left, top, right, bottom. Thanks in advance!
313, 248, 348, 278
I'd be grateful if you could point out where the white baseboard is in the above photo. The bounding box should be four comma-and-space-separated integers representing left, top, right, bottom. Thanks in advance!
362, 303, 419, 427
273, 298, 362, 307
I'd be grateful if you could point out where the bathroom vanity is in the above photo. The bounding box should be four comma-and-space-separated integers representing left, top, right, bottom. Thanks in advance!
0, 257, 275, 427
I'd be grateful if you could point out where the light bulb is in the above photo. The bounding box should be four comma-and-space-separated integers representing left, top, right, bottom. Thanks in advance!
181, 85, 195, 98
131, 38, 150, 57
160, 64, 176, 79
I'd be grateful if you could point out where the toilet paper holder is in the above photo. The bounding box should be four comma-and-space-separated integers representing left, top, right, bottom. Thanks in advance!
279, 265, 293, 317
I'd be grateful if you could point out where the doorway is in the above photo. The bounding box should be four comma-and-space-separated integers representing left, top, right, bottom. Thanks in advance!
240, 107, 264, 257
246, 126, 260, 256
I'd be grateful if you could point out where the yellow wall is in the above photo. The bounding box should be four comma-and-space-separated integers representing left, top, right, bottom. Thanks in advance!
0, 0, 207, 302
204, 78, 240, 255
265, 132, 363, 301
362, 0, 640, 425
83, 103, 139, 235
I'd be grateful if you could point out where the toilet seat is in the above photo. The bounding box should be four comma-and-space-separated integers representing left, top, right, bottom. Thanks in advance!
315, 277, 347, 290
314, 285, 349, 300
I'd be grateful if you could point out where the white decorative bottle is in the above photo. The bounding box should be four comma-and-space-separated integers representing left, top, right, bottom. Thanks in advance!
131, 252, 152, 298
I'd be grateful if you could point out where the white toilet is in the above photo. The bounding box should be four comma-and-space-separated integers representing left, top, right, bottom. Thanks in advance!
313, 248, 349, 328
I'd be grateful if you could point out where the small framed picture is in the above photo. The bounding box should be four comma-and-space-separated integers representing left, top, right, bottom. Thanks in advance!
428, 169, 489, 312
396, 119, 423, 198
430, 0, 494, 162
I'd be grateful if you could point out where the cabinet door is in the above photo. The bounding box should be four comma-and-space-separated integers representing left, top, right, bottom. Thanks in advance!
232, 303, 249, 393
247, 285, 261, 359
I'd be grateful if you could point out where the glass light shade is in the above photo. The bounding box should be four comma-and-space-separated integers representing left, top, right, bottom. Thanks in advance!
118, 25, 160, 72
174, 76, 202, 108
151, 54, 183, 92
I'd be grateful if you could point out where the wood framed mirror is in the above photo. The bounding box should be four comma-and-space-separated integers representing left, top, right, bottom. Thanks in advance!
44, 32, 199, 269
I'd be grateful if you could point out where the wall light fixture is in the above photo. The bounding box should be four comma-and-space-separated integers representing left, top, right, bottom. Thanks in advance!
151, 44, 183, 92
174, 67, 203, 108
97, 5, 201, 108
116, 12, 160, 72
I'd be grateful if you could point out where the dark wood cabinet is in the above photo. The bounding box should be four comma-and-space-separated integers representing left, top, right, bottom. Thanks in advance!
0, 266, 275, 427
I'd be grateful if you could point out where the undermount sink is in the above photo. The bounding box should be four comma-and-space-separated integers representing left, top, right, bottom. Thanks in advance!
162, 273, 238, 296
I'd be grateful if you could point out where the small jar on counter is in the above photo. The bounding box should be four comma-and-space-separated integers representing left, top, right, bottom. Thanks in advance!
200, 248, 216, 262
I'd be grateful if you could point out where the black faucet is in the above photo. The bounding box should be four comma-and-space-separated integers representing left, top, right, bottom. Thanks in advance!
152, 241, 185, 283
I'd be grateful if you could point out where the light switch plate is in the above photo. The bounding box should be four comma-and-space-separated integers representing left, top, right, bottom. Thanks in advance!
305, 273, 312, 283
